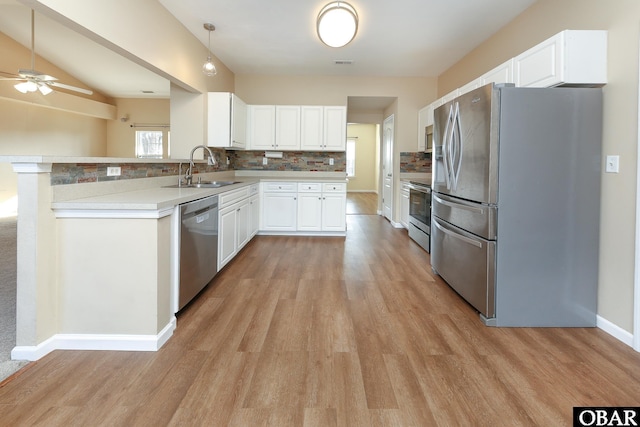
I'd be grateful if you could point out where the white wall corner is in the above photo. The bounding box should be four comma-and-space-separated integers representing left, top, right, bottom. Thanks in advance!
597, 315, 634, 348
11, 317, 177, 362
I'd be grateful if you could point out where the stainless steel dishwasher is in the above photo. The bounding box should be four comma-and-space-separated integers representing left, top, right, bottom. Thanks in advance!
178, 195, 218, 310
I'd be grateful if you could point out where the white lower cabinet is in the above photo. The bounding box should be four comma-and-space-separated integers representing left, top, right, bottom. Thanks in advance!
260, 181, 346, 234
297, 182, 346, 233
400, 182, 410, 229
261, 182, 298, 231
218, 184, 259, 271
219, 203, 239, 270
249, 193, 259, 238
321, 192, 346, 231
297, 191, 323, 231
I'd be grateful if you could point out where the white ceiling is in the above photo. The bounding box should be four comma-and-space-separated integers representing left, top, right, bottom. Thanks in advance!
0, 0, 536, 99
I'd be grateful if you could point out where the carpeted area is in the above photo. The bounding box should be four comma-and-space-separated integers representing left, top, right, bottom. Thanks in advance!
0, 217, 29, 382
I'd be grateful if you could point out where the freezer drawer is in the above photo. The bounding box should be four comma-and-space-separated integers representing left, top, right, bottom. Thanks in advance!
432, 193, 497, 240
431, 216, 495, 318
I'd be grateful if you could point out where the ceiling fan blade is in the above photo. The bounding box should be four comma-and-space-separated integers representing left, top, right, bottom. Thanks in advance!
48, 81, 93, 95
0, 70, 20, 79
0, 77, 23, 81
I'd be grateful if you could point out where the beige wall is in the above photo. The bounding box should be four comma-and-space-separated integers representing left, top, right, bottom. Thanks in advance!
0, 99, 107, 214
437, 0, 640, 334
107, 98, 170, 158
346, 124, 377, 192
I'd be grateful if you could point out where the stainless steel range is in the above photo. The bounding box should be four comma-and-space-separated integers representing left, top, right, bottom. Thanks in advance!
406, 180, 431, 252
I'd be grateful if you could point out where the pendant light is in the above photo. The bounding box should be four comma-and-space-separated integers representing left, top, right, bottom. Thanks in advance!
202, 23, 217, 76
317, 2, 359, 48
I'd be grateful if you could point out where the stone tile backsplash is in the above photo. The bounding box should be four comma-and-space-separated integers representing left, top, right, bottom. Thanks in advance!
400, 151, 432, 173
231, 151, 346, 172
48, 149, 345, 185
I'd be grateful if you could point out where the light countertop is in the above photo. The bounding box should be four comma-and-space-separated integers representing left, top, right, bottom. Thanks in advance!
51, 173, 347, 212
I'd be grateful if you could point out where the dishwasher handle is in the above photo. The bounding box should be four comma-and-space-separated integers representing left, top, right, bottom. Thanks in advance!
180, 195, 219, 218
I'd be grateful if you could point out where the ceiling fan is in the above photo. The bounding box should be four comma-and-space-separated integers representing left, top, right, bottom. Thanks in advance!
0, 9, 93, 96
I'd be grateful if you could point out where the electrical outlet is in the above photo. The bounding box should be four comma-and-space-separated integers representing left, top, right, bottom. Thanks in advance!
263, 157, 268, 165
329, 158, 334, 166
605, 155, 620, 173
107, 166, 121, 176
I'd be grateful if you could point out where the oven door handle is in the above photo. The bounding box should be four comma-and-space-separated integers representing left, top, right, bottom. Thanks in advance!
407, 184, 431, 194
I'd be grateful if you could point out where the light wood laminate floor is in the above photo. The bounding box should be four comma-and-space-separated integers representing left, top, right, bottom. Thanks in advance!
1, 215, 640, 426
346, 192, 377, 215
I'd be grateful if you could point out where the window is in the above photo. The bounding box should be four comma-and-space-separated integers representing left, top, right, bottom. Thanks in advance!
346, 137, 356, 177
135, 130, 163, 159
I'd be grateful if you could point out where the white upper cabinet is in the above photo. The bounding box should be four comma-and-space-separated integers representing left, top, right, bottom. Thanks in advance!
323, 106, 347, 151
248, 105, 276, 150
418, 30, 607, 149
514, 30, 607, 88
250, 104, 346, 152
300, 106, 324, 151
208, 92, 247, 149
275, 106, 301, 150
301, 105, 347, 151
481, 59, 514, 86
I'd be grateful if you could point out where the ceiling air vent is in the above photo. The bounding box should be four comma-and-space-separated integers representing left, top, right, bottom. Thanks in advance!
334, 60, 354, 65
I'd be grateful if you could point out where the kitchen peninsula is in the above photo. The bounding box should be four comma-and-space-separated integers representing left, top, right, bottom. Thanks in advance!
4, 156, 346, 361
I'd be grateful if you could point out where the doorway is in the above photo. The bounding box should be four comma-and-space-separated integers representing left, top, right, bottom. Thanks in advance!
346, 96, 397, 220
382, 115, 394, 221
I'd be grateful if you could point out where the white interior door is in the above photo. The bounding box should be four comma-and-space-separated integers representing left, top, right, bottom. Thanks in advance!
382, 115, 394, 221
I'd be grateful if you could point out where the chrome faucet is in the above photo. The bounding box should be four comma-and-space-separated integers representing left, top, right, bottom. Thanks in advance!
185, 145, 217, 185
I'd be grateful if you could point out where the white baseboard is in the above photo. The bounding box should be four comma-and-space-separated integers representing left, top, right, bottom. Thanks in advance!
11, 317, 177, 361
391, 220, 404, 228
597, 315, 634, 347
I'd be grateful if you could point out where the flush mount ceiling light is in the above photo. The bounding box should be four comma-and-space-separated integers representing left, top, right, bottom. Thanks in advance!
202, 23, 217, 77
317, 1, 359, 48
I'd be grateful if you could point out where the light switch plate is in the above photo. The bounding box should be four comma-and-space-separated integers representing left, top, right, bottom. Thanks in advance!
605, 155, 619, 173
107, 166, 121, 176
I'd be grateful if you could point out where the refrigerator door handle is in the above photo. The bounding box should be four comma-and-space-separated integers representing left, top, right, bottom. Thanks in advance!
450, 101, 463, 190
433, 194, 485, 215
432, 217, 483, 248
442, 105, 453, 188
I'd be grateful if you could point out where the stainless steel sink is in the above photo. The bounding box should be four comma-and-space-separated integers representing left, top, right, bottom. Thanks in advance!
164, 181, 241, 189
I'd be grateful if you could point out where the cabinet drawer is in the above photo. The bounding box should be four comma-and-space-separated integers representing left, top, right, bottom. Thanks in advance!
263, 182, 296, 192
219, 186, 250, 208
298, 182, 322, 192
322, 182, 346, 193
249, 183, 259, 195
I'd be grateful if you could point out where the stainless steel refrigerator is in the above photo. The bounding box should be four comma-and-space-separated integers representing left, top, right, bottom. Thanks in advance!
431, 83, 602, 327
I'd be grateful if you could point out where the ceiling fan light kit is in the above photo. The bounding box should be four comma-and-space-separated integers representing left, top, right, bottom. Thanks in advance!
202, 22, 217, 76
317, 1, 359, 48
